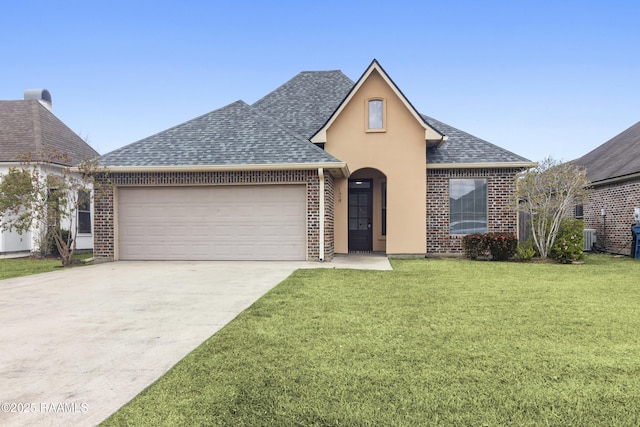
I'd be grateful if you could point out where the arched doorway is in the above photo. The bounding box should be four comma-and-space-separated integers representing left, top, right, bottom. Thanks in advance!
348, 168, 387, 253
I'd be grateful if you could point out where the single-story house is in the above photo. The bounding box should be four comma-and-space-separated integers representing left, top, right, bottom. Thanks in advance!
574, 121, 640, 254
95, 60, 533, 262
0, 89, 99, 254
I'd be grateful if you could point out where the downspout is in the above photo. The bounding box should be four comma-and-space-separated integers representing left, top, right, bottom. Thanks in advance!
318, 168, 325, 262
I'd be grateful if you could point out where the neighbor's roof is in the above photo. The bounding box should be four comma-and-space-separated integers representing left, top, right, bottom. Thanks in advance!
573, 121, 640, 184
0, 100, 99, 165
99, 100, 343, 167
423, 115, 532, 166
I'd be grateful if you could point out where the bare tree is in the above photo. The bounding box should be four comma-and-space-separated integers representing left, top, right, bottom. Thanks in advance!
0, 149, 107, 266
515, 157, 589, 259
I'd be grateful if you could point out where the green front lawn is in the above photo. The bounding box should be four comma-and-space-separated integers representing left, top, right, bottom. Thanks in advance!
0, 252, 93, 280
102, 255, 640, 426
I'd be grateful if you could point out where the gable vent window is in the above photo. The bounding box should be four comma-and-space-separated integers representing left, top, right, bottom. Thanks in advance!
367, 99, 385, 131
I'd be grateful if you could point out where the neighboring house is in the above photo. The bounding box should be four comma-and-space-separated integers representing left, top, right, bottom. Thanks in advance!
0, 89, 100, 254
95, 60, 533, 262
574, 121, 640, 255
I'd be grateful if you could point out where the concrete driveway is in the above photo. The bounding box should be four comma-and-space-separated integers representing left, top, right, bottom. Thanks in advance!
0, 257, 391, 426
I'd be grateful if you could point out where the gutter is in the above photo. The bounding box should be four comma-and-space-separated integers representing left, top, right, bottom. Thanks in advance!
426, 161, 536, 169
588, 171, 640, 187
318, 167, 325, 262
95, 162, 346, 172
79, 162, 351, 178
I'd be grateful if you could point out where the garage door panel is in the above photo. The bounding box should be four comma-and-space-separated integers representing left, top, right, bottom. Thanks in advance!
146, 245, 166, 256
191, 225, 210, 235
148, 207, 166, 218
118, 185, 306, 260
146, 226, 165, 237
123, 225, 144, 237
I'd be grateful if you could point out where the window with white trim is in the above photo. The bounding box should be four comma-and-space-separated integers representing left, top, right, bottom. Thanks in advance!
78, 190, 91, 234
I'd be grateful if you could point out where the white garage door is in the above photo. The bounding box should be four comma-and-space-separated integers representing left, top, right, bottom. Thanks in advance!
118, 185, 306, 260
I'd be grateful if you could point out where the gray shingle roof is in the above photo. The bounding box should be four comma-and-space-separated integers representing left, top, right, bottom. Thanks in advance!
0, 100, 99, 165
99, 65, 530, 168
573, 121, 640, 183
252, 70, 354, 139
423, 114, 531, 164
99, 100, 341, 167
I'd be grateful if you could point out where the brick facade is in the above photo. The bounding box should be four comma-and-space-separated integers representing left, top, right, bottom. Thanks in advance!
583, 179, 640, 255
426, 168, 521, 254
94, 166, 523, 260
323, 173, 335, 260
94, 169, 334, 262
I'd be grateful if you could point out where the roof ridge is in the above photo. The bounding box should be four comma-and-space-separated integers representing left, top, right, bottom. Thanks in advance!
298, 69, 343, 74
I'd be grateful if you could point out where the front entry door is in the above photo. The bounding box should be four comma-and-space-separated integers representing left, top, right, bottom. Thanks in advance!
348, 180, 373, 251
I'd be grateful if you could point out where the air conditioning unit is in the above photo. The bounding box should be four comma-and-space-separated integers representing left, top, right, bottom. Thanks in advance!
583, 229, 597, 251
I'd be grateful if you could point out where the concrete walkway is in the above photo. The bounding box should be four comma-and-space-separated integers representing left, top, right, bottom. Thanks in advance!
0, 256, 391, 426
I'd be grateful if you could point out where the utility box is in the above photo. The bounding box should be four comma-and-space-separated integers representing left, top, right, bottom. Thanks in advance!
632, 224, 640, 258
583, 229, 597, 251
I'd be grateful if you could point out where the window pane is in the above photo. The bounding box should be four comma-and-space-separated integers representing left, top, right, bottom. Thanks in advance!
349, 180, 371, 189
78, 212, 91, 234
368, 99, 383, 129
77, 190, 91, 234
78, 190, 90, 210
450, 179, 487, 235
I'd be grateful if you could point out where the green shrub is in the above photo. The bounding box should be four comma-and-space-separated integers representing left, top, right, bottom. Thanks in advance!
483, 233, 518, 261
462, 234, 487, 259
516, 240, 536, 261
463, 233, 517, 261
550, 218, 584, 263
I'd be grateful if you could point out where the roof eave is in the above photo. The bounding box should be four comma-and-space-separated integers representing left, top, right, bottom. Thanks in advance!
588, 171, 640, 187
426, 161, 536, 169
426, 134, 449, 147
96, 162, 351, 178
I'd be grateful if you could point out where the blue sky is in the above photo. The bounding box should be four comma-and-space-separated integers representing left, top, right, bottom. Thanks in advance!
1, 1, 638, 162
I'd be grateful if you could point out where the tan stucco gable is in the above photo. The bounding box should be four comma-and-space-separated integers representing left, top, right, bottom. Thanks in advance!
310, 59, 445, 144
322, 61, 430, 255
